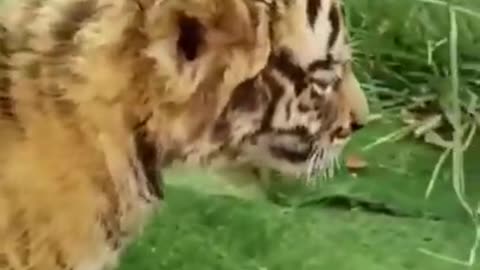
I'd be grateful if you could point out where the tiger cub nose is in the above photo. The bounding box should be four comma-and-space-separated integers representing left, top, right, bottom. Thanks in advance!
332, 120, 364, 140
332, 126, 351, 139
350, 121, 364, 132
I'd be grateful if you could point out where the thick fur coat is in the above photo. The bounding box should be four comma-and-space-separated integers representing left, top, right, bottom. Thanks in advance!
0, 0, 369, 269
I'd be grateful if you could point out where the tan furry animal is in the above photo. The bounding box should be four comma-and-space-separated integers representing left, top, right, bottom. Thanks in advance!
0, 0, 369, 269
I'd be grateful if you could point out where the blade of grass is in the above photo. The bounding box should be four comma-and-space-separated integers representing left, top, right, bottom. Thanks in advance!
425, 147, 451, 199
420, 5, 480, 266
462, 123, 477, 151
415, 0, 480, 20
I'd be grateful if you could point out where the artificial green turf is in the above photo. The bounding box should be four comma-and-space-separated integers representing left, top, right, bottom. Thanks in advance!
117, 118, 480, 270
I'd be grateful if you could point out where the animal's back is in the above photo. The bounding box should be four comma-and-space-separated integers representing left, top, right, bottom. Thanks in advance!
0, 1, 155, 269
0, 54, 120, 270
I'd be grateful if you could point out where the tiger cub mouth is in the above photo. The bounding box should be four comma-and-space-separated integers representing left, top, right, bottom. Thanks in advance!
269, 144, 312, 163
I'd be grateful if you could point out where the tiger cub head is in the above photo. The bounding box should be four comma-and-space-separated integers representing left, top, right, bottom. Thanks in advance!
208, 0, 370, 179
143, 0, 368, 180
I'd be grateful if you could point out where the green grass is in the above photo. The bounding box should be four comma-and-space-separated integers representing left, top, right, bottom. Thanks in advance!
119, 192, 474, 270
344, 0, 480, 265
345, 0, 480, 106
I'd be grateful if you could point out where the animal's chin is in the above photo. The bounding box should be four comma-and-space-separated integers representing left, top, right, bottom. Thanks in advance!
265, 144, 344, 180
239, 136, 346, 180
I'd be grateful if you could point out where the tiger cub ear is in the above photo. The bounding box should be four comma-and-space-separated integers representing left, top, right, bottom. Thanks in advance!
144, 0, 268, 57
174, 0, 261, 61
176, 14, 205, 61
204, 0, 259, 47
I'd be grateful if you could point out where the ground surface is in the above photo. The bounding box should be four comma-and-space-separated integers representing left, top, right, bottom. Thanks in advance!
118, 117, 480, 270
